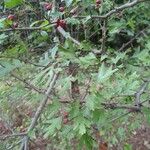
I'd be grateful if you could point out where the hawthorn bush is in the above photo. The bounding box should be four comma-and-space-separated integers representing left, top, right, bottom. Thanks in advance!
0, 0, 150, 149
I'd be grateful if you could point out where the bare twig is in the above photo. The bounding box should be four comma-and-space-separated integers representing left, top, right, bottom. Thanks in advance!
101, 80, 150, 111
0, 132, 27, 140
101, 103, 141, 111
11, 73, 47, 96
81, 78, 92, 101
7, 139, 22, 150
135, 81, 149, 106
0, 24, 53, 33
74, 0, 146, 19
57, 26, 80, 46
100, 20, 107, 52
57, 26, 102, 55
21, 73, 58, 150
98, 111, 131, 130
119, 26, 150, 51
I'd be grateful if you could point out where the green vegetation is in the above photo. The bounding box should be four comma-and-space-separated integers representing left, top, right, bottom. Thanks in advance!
0, 0, 150, 149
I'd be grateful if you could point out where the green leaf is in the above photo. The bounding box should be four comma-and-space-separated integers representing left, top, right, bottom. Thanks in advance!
79, 123, 86, 135
82, 15, 91, 24
117, 127, 126, 140
66, 18, 80, 25
142, 107, 150, 125
50, 45, 58, 59
79, 53, 97, 68
98, 63, 118, 82
4, 0, 23, 8
65, 0, 73, 7
80, 133, 93, 150
44, 117, 62, 137
124, 143, 132, 150
0, 18, 6, 29
0, 59, 22, 77
0, 34, 8, 44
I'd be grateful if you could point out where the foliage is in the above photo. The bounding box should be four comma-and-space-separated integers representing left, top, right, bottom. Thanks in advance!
0, 0, 150, 149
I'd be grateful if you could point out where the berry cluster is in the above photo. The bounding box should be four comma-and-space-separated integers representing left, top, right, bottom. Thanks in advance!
95, 0, 102, 8
62, 111, 69, 124
44, 2, 53, 11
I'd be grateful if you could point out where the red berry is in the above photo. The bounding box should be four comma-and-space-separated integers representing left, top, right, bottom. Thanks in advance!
46, 4, 52, 10
59, 7, 65, 12
8, 14, 15, 20
12, 22, 18, 28
96, 0, 101, 4
56, 19, 66, 29
44, 3, 52, 11
63, 118, 68, 124
63, 111, 69, 118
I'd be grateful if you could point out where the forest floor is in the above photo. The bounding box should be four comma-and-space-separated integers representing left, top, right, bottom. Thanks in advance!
1, 119, 150, 150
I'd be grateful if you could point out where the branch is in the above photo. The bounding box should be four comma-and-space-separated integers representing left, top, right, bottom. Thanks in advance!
135, 81, 150, 106
98, 111, 131, 130
0, 132, 27, 140
101, 80, 150, 111
0, 24, 53, 33
100, 20, 107, 52
57, 26, 102, 55
119, 25, 150, 51
21, 73, 58, 149
101, 103, 141, 112
11, 73, 48, 96
74, 0, 146, 19
81, 78, 92, 101
0, 56, 46, 67
7, 139, 22, 150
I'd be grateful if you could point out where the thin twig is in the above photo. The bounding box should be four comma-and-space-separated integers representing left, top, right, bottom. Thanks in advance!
135, 81, 149, 106
0, 132, 27, 140
74, 0, 146, 19
11, 73, 48, 96
100, 111, 131, 129
81, 78, 92, 101
101, 103, 141, 111
119, 26, 150, 51
57, 26, 102, 55
0, 24, 53, 33
100, 20, 107, 52
7, 139, 22, 150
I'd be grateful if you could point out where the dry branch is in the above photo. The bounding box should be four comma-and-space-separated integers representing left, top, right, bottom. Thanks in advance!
101, 80, 150, 111
0, 132, 27, 140
74, 0, 147, 19
21, 73, 58, 150
0, 24, 51, 33
119, 25, 150, 51
135, 81, 149, 106
11, 73, 48, 96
